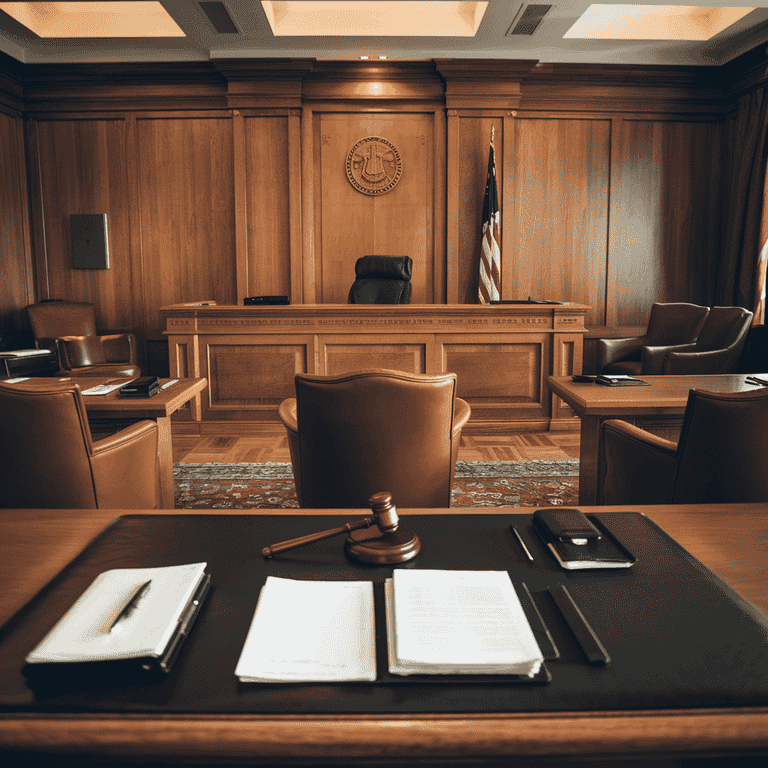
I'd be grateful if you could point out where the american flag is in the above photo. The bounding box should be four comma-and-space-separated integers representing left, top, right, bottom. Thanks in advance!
478, 131, 501, 304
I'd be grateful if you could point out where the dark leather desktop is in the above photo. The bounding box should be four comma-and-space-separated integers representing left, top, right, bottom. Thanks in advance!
1, 512, 767, 717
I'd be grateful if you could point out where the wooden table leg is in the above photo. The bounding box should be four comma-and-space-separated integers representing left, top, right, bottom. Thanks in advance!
155, 415, 174, 509
577, 415, 603, 506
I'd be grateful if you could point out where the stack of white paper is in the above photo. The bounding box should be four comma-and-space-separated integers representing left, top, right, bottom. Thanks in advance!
386, 569, 543, 677
235, 577, 377, 683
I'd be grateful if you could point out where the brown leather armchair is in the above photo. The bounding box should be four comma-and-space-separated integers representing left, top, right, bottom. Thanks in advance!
659, 306, 753, 374
599, 302, 709, 375
26, 301, 140, 377
278, 369, 471, 508
602, 388, 768, 505
0, 381, 160, 509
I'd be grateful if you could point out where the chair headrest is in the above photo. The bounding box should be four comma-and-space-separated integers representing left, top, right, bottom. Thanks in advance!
354, 255, 412, 281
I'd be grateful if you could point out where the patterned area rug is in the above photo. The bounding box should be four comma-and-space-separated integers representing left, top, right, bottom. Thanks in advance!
174, 460, 579, 509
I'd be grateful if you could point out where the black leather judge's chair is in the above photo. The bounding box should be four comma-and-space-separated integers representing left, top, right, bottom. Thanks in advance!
658, 305, 753, 374
26, 301, 140, 377
0, 381, 161, 509
602, 388, 768, 505
348, 255, 413, 304
599, 302, 710, 376
278, 369, 471, 508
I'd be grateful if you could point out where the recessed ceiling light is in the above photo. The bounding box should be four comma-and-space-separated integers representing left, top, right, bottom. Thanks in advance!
261, 1, 489, 37
0, 1, 186, 38
359, 55, 369, 59
564, 5, 754, 41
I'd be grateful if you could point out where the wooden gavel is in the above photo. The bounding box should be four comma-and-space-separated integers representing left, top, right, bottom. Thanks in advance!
262, 491, 419, 564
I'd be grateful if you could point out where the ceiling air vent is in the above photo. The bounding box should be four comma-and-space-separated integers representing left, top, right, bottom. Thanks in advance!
198, 1, 239, 34
506, 4, 551, 36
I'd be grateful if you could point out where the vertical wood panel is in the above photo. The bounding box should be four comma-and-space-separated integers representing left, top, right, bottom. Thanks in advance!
232, 111, 248, 303
432, 108, 447, 304
509, 118, 610, 327
301, 106, 317, 303
445, 110, 460, 303
607, 118, 721, 326
33, 118, 134, 331
244, 115, 290, 299
0, 111, 34, 347
288, 111, 304, 303
137, 117, 236, 332
317, 113, 434, 304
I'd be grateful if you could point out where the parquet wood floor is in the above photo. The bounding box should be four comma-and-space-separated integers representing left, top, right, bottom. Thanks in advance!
172, 426, 580, 464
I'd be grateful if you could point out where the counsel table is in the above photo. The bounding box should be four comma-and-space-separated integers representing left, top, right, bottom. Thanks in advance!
547, 374, 764, 505
6, 376, 207, 509
1, 504, 767, 765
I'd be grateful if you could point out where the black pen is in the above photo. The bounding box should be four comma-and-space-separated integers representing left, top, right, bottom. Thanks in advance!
549, 584, 610, 666
510, 524, 534, 561
109, 579, 152, 633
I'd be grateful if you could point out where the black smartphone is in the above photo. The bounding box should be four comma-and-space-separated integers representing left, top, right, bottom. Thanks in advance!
533, 508, 602, 545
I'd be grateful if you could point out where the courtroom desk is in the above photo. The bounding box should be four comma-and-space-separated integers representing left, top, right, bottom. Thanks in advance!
547, 374, 764, 505
161, 303, 588, 433
1, 504, 767, 767
5, 376, 207, 509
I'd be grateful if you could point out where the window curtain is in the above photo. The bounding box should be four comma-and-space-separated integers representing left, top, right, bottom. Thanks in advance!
715, 85, 768, 322
754, 172, 768, 324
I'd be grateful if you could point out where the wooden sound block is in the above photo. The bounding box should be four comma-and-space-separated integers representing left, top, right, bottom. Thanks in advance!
344, 524, 421, 564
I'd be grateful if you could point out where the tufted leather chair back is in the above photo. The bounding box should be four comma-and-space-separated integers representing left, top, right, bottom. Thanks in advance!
278, 369, 471, 508
644, 302, 711, 346
348, 256, 413, 304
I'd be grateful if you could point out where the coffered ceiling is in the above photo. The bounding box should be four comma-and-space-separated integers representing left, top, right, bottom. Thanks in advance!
1, 0, 767, 66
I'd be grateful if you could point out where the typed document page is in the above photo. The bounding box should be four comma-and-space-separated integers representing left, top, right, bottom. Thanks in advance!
387, 569, 543, 676
235, 577, 377, 683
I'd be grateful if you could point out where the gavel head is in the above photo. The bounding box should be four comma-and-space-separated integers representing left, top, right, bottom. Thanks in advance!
368, 491, 399, 533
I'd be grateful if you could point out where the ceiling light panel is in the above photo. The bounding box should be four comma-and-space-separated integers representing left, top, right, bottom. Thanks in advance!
564, 5, 755, 41
260, 1, 489, 37
0, 1, 186, 38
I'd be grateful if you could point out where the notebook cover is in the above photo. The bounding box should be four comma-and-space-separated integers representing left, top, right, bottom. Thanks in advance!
1, 513, 768, 715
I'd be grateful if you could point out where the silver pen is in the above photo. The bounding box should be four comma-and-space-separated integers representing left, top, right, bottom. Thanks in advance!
510, 524, 534, 561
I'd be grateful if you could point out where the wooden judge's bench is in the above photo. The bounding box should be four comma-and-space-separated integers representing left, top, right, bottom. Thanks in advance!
161, 303, 588, 432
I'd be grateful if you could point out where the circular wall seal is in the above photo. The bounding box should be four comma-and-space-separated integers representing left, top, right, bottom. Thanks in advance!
346, 136, 403, 196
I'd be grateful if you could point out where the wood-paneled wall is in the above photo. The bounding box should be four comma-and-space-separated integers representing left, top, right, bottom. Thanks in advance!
0, 67, 34, 350
0, 54, 762, 376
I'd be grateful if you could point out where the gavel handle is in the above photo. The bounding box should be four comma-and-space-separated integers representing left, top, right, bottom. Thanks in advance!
262, 517, 375, 558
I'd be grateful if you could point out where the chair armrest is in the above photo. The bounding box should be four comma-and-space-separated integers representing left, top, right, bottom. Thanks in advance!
642, 343, 696, 375
90, 420, 160, 509
602, 419, 678, 505
277, 398, 301, 503
452, 397, 471, 438
662, 346, 742, 375
597, 337, 646, 372
100, 333, 138, 364
278, 398, 298, 435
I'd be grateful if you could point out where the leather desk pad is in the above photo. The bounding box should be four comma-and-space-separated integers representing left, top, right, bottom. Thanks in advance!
1, 512, 768, 714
